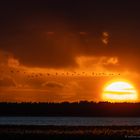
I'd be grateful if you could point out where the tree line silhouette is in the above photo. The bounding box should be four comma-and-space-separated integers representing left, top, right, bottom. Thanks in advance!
0, 101, 140, 117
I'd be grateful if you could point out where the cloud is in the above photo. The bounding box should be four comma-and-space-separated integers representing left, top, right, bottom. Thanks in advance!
0, 16, 111, 69
0, 0, 140, 102
42, 81, 64, 88
102, 32, 109, 45
0, 50, 10, 66
0, 0, 140, 74
0, 17, 138, 73
8, 57, 20, 67
76, 56, 119, 72
0, 76, 16, 87
0, 50, 20, 68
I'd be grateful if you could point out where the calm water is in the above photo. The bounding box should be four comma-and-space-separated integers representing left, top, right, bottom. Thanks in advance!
0, 117, 140, 126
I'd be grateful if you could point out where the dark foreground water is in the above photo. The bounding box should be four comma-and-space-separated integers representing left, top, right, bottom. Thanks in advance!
0, 117, 140, 126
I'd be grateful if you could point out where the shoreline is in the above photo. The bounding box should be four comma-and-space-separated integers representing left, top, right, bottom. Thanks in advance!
0, 125, 140, 139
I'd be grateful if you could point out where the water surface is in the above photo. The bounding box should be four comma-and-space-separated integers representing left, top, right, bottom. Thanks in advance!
0, 117, 140, 126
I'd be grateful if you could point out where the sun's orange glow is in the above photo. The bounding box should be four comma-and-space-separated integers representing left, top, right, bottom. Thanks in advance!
102, 81, 138, 102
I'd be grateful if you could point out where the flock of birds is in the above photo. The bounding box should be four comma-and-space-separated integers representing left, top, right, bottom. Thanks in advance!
0, 68, 121, 80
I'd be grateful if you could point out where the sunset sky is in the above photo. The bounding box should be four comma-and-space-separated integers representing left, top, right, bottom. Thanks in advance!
0, 0, 140, 102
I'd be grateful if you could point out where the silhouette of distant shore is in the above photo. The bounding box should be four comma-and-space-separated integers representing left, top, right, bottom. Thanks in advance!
0, 101, 140, 117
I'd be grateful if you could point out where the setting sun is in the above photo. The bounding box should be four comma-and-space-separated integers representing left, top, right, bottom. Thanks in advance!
102, 81, 138, 102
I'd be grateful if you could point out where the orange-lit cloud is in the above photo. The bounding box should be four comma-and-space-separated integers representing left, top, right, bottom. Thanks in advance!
76, 56, 119, 72
0, 14, 139, 103
102, 32, 109, 45
0, 47, 139, 102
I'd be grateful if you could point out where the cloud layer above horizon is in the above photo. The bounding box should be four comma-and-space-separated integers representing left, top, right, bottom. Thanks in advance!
0, 0, 140, 102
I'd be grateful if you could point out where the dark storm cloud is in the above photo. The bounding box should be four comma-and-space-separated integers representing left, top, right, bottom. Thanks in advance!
0, 0, 140, 70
